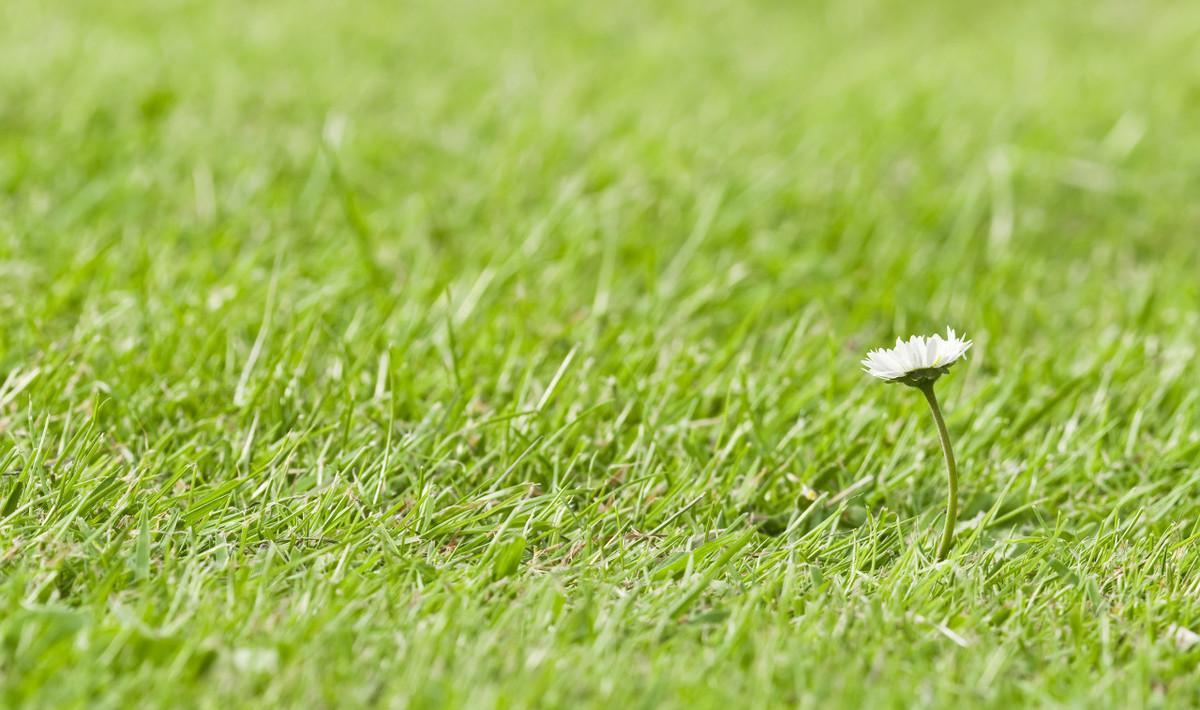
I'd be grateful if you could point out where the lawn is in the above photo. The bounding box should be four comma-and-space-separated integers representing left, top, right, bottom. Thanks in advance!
2, 0, 1200, 706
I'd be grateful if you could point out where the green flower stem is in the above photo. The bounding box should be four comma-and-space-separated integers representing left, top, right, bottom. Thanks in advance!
918, 382, 958, 561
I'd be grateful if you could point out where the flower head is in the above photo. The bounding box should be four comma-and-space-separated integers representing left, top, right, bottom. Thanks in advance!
862, 327, 972, 387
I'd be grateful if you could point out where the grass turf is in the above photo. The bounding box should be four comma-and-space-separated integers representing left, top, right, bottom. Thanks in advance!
2, 0, 1200, 706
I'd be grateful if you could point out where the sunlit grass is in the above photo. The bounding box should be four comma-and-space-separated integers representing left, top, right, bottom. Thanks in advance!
1, 0, 1200, 706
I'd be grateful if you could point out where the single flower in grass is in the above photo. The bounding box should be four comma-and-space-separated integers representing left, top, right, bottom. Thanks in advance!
862, 328, 972, 561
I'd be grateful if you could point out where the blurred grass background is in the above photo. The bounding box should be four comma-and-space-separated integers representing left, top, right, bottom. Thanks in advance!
1, 0, 1200, 706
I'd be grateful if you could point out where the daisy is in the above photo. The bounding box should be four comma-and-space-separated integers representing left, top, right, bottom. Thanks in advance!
861, 327, 972, 386
863, 327, 973, 561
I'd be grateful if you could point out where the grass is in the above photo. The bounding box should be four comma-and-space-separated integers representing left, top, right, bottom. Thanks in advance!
2, 0, 1200, 706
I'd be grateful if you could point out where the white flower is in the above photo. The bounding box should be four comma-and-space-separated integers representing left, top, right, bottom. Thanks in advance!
862, 328, 972, 385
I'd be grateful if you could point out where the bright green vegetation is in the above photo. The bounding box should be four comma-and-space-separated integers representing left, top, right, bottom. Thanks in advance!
2, 0, 1200, 706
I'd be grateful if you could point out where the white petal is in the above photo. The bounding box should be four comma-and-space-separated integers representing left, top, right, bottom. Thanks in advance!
861, 328, 973, 380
